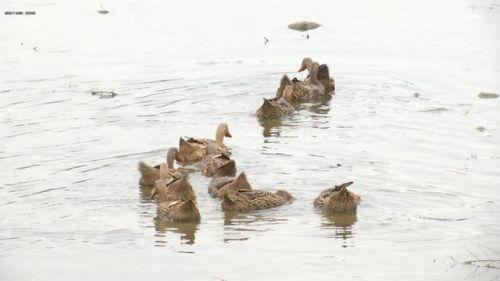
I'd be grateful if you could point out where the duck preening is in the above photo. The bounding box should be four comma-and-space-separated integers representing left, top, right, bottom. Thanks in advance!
256, 97, 295, 119
221, 182, 293, 212
138, 147, 179, 187
200, 153, 237, 177
156, 175, 200, 222
314, 182, 360, 212
208, 172, 252, 198
177, 123, 232, 164
279, 58, 334, 102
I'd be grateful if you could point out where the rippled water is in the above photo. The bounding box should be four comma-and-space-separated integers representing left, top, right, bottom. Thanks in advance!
1, 0, 500, 280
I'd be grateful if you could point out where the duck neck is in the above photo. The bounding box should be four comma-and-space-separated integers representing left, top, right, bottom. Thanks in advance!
309, 62, 320, 85
167, 148, 177, 169
215, 124, 225, 145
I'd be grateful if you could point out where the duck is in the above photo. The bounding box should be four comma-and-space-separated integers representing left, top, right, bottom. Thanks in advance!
200, 153, 237, 177
150, 172, 197, 203
156, 175, 200, 222
221, 187, 293, 212
208, 172, 252, 198
256, 96, 295, 119
318, 63, 335, 93
280, 58, 333, 102
313, 182, 360, 212
138, 147, 179, 187
177, 123, 232, 164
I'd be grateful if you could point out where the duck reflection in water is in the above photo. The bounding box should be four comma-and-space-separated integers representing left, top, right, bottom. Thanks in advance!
321, 211, 357, 243
154, 216, 199, 245
222, 211, 287, 243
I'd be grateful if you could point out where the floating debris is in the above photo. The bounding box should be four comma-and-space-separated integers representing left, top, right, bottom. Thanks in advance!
476, 126, 486, 132
414, 93, 420, 98
419, 107, 448, 113
91, 90, 117, 99
288, 21, 321, 32
478, 92, 498, 99
97, 4, 109, 14
264, 37, 269, 44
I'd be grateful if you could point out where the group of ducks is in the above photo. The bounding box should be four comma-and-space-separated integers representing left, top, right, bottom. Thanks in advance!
256, 57, 335, 118
137, 58, 360, 223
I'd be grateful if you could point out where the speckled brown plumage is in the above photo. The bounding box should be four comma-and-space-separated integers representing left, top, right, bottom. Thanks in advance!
208, 172, 252, 198
138, 147, 179, 186
150, 174, 196, 203
314, 182, 360, 212
200, 154, 236, 177
256, 97, 295, 118
156, 175, 200, 222
177, 123, 232, 163
221, 188, 293, 212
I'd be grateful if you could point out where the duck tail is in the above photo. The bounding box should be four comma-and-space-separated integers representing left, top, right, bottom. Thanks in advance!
233, 172, 252, 191
138, 161, 158, 178
277, 75, 292, 97
276, 190, 293, 202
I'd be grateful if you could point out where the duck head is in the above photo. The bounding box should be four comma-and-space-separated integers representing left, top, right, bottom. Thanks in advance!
298, 58, 320, 85
215, 123, 232, 145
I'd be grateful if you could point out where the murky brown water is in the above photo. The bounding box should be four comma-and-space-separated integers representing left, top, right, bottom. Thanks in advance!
1, 0, 500, 280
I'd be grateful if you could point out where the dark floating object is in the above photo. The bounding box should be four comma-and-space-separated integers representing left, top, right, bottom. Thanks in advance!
288, 21, 321, 32
264, 37, 269, 44
476, 126, 486, 132
91, 90, 117, 99
414, 92, 420, 98
478, 92, 498, 99
97, 4, 109, 14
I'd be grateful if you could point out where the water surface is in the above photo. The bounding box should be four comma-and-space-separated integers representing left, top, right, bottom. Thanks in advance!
1, 0, 500, 280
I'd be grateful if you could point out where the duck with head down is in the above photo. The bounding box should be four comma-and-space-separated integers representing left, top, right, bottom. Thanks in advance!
314, 182, 360, 213
138, 147, 180, 187
177, 123, 232, 164
208, 172, 252, 198
200, 153, 237, 177
156, 175, 200, 222
220, 174, 293, 212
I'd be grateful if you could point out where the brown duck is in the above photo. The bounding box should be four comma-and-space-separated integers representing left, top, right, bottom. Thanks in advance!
208, 172, 252, 198
138, 147, 179, 186
280, 58, 334, 102
156, 175, 200, 222
314, 182, 360, 212
221, 188, 293, 212
150, 172, 196, 203
256, 96, 295, 119
200, 153, 237, 177
177, 123, 232, 164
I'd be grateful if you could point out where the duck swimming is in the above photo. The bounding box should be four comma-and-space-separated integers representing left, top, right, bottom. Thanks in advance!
313, 182, 360, 212
221, 187, 293, 212
138, 147, 179, 187
200, 153, 237, 177
208, 172, 252, 198
279, 58, 333, 102
256, 96, 295, 119
177, 123, 232, 164
150, 173, 196, 203
156, 175, 200, 222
